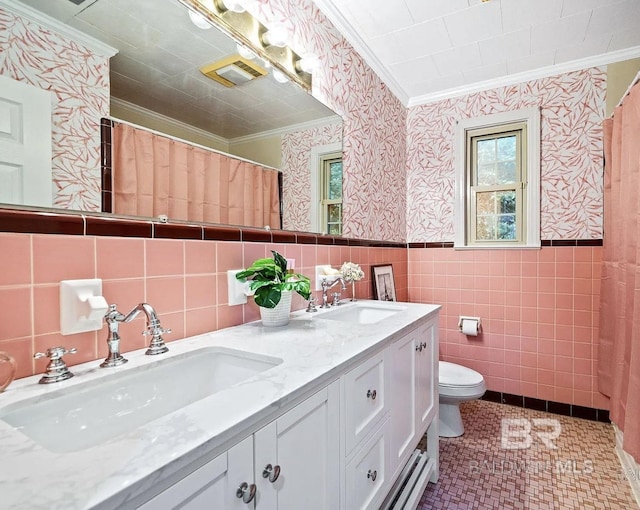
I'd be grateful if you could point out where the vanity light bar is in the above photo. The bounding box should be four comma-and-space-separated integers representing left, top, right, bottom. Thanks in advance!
178, 0, 312, 91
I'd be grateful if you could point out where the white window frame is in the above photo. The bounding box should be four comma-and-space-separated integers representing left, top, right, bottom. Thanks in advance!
309, 142, 342, 234
454, 107, 541, 249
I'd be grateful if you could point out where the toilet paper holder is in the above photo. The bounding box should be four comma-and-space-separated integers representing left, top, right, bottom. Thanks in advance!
458, 316, 481, 335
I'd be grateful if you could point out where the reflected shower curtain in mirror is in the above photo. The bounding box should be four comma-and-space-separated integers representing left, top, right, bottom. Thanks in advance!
111, 122, 281, 228
598, 80, 640, 462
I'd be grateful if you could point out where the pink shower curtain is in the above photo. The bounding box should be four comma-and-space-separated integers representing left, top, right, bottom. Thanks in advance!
111, 122, 281, 229
598, 81, 640, 462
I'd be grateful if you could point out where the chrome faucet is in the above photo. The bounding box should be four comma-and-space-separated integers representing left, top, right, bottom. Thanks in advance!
101, 303, 170, 368
320, 277, 347, 308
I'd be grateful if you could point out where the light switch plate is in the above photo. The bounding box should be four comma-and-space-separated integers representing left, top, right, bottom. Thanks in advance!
228, 270, 249, 306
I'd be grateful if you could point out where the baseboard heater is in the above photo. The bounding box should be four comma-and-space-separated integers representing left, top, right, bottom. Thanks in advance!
381, 449, 435, 510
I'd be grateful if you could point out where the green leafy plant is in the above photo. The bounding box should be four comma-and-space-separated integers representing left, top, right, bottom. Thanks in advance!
236, 250, 311, 308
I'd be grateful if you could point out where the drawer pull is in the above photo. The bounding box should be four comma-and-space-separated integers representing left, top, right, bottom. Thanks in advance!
262, 463, 281, 483
236, 482, 256, 504
367, 469, 378, 482
366, 389, 377, 400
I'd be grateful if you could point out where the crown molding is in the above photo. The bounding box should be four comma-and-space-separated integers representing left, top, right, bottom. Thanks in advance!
229, 115, 343, 144
311, 0, 410, 106
408, 46, 640, 107
110, 98, 230, 148
0, 0, 117, 58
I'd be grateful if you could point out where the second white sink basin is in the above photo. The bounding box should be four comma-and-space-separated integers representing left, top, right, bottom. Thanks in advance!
0, 347, 282, 453
317, 301, 406, 324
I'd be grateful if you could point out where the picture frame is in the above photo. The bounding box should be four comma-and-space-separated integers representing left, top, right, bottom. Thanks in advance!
372, 264, 396, 301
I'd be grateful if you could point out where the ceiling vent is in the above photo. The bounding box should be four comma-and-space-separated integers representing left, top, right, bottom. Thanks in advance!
200, 55, 267, 88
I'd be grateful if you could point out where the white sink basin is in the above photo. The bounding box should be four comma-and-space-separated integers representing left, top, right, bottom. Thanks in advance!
0, 347, 282, 453
317, 302, 406, 324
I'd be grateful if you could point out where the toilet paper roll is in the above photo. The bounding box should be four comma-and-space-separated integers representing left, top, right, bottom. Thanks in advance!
461, 318, 480, 336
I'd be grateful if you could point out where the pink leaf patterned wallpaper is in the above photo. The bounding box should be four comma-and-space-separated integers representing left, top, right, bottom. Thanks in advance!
406, 67, 606, 242
0, 8, 110, 211
281, 122, 342, 232
252, 0, 407, 242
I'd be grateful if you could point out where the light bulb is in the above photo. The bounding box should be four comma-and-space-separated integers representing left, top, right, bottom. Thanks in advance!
188, 10, 211, 30
261, 24, 288, 48
218, 0, 246, 13
272, 69, 288, 83
236, 43, 256, 60
295, 54, 318, 74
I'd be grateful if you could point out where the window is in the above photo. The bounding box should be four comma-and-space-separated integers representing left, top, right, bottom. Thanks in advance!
309, 142, 342, 235
455, 108, 540, 249
320, 155, 343, 235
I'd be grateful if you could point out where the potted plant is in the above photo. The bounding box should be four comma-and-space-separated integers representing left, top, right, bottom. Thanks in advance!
236, 250, 311, 326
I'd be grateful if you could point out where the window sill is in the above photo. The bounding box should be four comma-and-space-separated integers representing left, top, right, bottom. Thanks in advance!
454, 243, 541, 251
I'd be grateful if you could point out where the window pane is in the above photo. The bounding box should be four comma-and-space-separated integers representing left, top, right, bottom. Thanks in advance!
476, 191, 496, 215
477, 164, 497, 186
328, 161, 342, 200
498, 191, 516, 214
328, 223, 341, 235
497, 135, 516, 161
497, 161, 516, 184
476, 215, 496, 240
497, 214, 516, 239
327, 203, 341, 223
477, 139, 496, 164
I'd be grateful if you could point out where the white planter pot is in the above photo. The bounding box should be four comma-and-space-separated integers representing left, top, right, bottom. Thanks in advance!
259, 291, 292, 327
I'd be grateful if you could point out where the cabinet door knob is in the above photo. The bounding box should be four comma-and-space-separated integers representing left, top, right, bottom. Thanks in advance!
366, 389, 377, 400
367, 469, 378, 482
236, 482, 256, 504
421, 341, 427, 349
415, 344, 422, 352
262, 463, 281, 483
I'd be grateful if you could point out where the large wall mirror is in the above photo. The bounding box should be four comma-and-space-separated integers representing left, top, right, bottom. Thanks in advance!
1, 0, 342, 234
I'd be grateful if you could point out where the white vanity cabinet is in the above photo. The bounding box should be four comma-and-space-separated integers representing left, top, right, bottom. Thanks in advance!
389, 318, 438, 480
138, 382, 340, 510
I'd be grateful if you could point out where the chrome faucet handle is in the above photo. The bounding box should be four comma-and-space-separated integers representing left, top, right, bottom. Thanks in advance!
34, 346, 77, 384
306, 296, 318, 313
142, 324, 170, 356
331, 292, 342, 307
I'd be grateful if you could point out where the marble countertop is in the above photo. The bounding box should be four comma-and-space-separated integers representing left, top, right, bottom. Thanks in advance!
0, 300, 439, 510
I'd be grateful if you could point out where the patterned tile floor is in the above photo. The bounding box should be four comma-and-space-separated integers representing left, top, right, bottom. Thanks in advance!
419, 400, 638, 509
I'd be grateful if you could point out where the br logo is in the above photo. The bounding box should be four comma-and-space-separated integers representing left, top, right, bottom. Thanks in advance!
501, 418, 561, 450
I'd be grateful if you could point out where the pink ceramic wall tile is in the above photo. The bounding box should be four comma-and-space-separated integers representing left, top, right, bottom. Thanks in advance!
160, 311, 185, 342
96, 237, 145, 279
33, 235, 95, 284
101, 279, 146, 312
146, 277, 185, 315
185, 307, 217, 337
217, 304, 244, 330
185, 240, 216, 274
185, 275, 217, 309
217, 242, 243, 272
0, 337, 33, 379
0, 287, 31, 341
0, 234, 31, 286
145, 239, 184, 277
33, 285, 60, 335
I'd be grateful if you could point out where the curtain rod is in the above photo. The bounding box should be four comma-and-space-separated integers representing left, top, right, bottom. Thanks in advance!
615, 69, 640, 110
108, 116, 281, 173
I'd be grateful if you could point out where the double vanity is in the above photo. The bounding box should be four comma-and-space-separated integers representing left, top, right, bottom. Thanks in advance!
0, 300, 440, 510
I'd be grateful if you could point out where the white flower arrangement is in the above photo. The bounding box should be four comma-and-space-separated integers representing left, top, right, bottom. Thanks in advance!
340, 261, 365, 282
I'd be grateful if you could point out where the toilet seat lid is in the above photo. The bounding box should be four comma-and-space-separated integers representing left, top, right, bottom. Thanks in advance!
439, 361, 484, 387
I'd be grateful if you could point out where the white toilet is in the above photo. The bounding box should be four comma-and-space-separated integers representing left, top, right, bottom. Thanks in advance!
438, 361, 486, 437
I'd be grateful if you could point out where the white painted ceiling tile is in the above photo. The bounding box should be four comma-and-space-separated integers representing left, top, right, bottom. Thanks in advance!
431, 43, 482, 77
389, 55, 440, 86
462, 61, 508, 83
561, 0, 619, 17
501, 0, 563, 32
388, 18, 453, 63
586, 0, 640, 39
478, 29, 531, 66
608, 28, 640, 52
443, 1, 503, 47
337, 0, 416, 38
403, 0, 469, 24
506, 51, 555, 75
406, 72, 466, 98
555, 35, 613, 65
531, 11, 591, 54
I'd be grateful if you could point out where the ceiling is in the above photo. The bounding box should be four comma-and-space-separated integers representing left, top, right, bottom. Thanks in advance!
13, 0, 336, 139
313, 0, 640, 106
